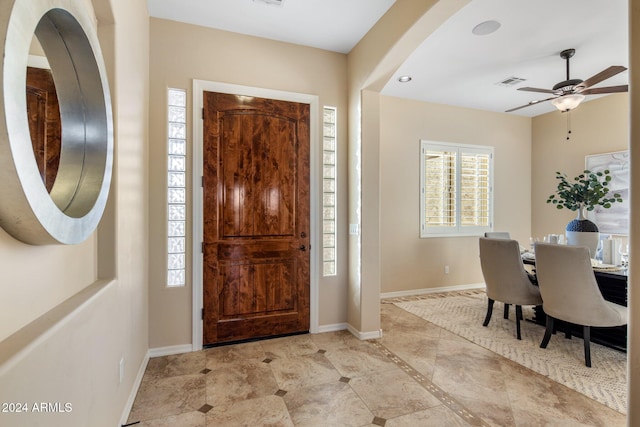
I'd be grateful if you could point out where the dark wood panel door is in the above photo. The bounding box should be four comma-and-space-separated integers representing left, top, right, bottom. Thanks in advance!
26, 66, 61, 192
202, 92, 310, 345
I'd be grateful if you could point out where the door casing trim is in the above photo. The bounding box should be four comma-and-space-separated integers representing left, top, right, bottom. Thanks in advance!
191, 80, 319, 351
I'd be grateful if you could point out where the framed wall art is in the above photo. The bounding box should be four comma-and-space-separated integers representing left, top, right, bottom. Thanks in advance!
585, 151, 629, 235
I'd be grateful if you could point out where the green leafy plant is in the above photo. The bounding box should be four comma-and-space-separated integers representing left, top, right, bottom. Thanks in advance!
547, 169, 623, 211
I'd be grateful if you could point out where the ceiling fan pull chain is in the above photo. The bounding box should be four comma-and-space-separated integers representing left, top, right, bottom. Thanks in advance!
566, 111, 572, 141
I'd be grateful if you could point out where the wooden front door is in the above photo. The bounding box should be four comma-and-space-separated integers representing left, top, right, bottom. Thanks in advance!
202, 91, 310, 345
26, 66, 61, 192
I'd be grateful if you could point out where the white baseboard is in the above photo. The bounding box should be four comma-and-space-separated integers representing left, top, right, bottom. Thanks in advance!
315, 323, 348, 334
148, 344, 194, 358
119, 350, 149, 427
120, 345, 193, 424
380, 283, 485, 300
317, 285, 487, 341
346, 324, 383, 340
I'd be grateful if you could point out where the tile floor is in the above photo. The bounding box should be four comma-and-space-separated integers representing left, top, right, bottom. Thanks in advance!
127, 301, 626, 426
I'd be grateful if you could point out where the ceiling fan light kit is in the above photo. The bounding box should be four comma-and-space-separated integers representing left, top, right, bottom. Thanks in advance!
505, 48, 628, 113
551, 93, 585, 112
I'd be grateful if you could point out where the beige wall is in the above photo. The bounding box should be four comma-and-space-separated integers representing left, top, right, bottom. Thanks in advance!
0, 232, 96, 342
531, 93, 629, 238
0, 0, 149, 425
379, 95, 532, 293
346, 0, 467, 335
148, 18, 349, 347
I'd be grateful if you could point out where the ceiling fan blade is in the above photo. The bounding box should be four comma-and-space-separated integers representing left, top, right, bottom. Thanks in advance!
505, 96, 557, 113
581, 85, 628, 95
517, 87, 557, 94
576, 66, 627, 91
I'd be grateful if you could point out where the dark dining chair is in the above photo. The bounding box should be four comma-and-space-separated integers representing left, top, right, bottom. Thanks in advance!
534, 243, 628, 367
479, 237, 543, 339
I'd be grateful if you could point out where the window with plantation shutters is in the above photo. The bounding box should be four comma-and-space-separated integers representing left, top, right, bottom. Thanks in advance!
420, 141, 493, 237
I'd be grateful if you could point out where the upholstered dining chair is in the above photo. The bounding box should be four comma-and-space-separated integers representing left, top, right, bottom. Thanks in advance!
534, 243, 628, 367
484, 231, 511, 319
479, 237, 543, 339
484, 231, 511, 239
483, 232, 515, 318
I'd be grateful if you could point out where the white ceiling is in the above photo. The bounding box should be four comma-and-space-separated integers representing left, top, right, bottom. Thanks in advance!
147, 0, 629, 117
382, 0, 629, 117
147, 0, 396, 54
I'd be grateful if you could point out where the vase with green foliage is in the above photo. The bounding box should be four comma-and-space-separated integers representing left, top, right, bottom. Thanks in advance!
547, 169, 623, 256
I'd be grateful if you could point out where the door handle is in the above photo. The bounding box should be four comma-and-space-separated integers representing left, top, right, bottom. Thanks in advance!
299, 245, 307, 252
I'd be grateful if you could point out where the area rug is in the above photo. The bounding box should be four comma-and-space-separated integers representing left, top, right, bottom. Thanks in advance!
391, 291, 627, 414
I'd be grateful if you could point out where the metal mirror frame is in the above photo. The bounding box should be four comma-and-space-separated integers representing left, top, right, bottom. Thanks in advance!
0, 0, 113, 245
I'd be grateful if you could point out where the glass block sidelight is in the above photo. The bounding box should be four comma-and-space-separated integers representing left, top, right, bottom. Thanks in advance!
168, 188, 186, 204
167, 88, 187, 287
167, 269, 185, 287
168, 220, 185, 237
323, 178, 335, 193
168, 237, 185, 253
168, 172, 186, 187
323, 262, 336, 276
322, 107, 337, 276
168, 105, 186, 123
169, 139, 186, 155
168, 205, 186, 221
168, 89, 186, 106
168, 155, 186, 172
323, 220, 335, 234
168, 253, 186, 269
169, 122, 186, 139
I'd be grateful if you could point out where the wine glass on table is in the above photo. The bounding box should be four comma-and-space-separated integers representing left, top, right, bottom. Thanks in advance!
619, 244, 629, 268
595, 239, 603, 263
529, 237, 539, 253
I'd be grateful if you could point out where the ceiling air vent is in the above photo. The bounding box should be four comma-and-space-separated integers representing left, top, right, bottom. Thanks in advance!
253, 0, 284, 5
496, 77, 526, 87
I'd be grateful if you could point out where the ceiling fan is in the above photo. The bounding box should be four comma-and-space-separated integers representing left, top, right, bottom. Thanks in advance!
506, 48, 628, 113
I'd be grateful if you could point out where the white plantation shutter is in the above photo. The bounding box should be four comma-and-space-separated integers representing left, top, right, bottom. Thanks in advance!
421, 141, 493, 237
423, 147, 457, 229
460, 149, 491, 227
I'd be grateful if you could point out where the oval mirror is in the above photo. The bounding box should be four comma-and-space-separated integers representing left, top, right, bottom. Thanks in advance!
0, 0, 113, 245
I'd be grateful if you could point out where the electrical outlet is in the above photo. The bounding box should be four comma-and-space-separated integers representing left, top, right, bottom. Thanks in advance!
349, 224, 360, 235
119, 357, 125, 384
444, 265, 450, 274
